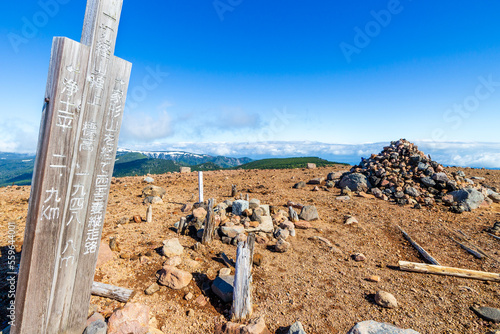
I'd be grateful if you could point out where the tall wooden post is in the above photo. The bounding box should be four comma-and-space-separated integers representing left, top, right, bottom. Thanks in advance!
13, 1, 131, 333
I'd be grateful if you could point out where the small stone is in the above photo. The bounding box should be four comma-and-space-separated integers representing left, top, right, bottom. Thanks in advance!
256, 216, 273, 233
221, 225, 245, 238
275, 239, 291, 253
253, 253, 263, 266
299, 205, 319, 221
186, 309, 194, 317
232, 200, 249, 216
243, 316, 272, 334
471, 306, 500, 323
293, 181, 306, 189
374, 290, 398, 309
211, 275, 234, 303
307, 163, 316, 169
133, 215, 142, 224
107, 303, 150, 334
86, 312, 105, 328
352, 253, 366, 262
347, 320, 419, 334
109, 237, 120, 252
274, 228, 290, 240
288, 321, 306, 334
336, 195, 351, 201
260, 204, 270, 216
249, 221, 260, 228
312, 186, 320, 191
142, 185, 166, 198
181, 203, 193, 213
194, 294, 208, 306
158, 265, 192, 290
96, 241, 114, 268
307, 177, 324, 185
366, 275, 380, 282
184, 292, 193, 300
339, 173, 371, 192
219, 268, 231, 276
344, 215, 358, 225
193, 207, 207, 219
180, 167, 191, 173
83, 319, 107, 334
143, 196, 163, 205
145, 282, 160, 295
164, 255, 182, 267
162, 238, 184, 257
249, 198, 261, 209
242, 208, 253, 217
295, 221, 312, 229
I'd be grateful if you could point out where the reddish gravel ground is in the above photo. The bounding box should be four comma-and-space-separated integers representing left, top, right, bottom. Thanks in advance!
1, 165, 500, 333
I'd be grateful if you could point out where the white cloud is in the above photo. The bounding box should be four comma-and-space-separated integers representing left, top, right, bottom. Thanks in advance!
120, 140, 500, 168
0, 119, 38, 153
120, 110, 173, 142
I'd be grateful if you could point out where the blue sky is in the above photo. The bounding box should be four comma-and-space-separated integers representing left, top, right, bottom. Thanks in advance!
1, 1, 500, 166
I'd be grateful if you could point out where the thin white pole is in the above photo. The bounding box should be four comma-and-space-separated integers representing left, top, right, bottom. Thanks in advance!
198, 171, 204, 203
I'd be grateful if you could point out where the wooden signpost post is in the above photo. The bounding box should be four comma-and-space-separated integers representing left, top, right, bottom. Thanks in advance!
13, 1, 131, 333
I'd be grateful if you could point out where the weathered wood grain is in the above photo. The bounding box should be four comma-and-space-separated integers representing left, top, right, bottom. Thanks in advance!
399, 261, 500, 282
13, 37, 90, 334
91, 281, 135, 303
231, 233, 255, 322
202, 198, 216, 245
397, 225, 440, 265
13, 1, 130, 333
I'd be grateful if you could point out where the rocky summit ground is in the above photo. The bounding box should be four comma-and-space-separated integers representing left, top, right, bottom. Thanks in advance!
1, 165, 500, 333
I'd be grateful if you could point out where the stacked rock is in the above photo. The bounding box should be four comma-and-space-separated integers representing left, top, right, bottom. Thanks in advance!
338, 139, 485, 210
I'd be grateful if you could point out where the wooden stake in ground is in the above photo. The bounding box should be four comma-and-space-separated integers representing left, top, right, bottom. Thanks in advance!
399, 261, 500, 282
13, 1, 131, 333
231, 233, 255, 322
202, 198, 216, 245
397, 225, 440, 265
177, 217, 187, 235
146, 204, 153, 223
198, 171, 204, 203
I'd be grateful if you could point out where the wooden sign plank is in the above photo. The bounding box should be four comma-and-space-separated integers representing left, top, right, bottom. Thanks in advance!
13, 37, 91, 334
13, 1, 130, 333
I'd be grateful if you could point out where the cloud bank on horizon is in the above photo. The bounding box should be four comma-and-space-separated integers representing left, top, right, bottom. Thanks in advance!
120, 140, 500, 169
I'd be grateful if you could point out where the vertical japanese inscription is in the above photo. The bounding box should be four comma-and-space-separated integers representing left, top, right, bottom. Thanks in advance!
13, 1, 131, 333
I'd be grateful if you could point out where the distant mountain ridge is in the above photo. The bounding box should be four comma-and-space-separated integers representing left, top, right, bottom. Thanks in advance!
117, 148, 252, 168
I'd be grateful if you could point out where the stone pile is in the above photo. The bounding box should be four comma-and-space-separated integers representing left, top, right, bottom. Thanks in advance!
178, 197, 320, 251
328, 139, 497, 212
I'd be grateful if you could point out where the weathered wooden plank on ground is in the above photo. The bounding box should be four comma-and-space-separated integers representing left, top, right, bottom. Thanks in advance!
399, 261, 500, 282
91, 281, 135, 303
13, 1, 131, 333
397, 225, 440, 265
231, 233, 255, 322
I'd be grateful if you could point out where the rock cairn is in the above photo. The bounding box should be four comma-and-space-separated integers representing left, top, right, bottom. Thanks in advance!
178, 196, 319, 250
331, 139, 496, 212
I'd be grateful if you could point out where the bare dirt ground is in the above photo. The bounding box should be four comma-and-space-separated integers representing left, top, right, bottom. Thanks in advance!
1, 165, 500, 333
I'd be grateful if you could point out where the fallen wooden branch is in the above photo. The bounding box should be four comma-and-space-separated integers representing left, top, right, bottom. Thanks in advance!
308, 236, 332, 247
397, 226, 440, 265
398, 261, 500, 282
91, 282, 135, 303
487, 232, 500, 241
450, 237, 484, 259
